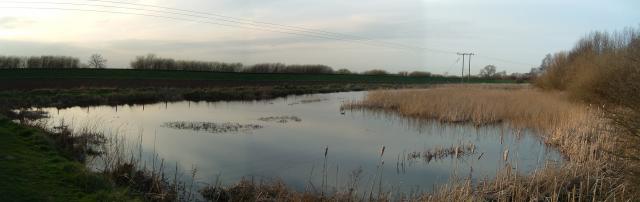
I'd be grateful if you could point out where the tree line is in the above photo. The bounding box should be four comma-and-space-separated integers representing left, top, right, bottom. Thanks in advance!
129, 54, 444, 76
0, 54, 107, 69
1, 53, 463, 78
0, 56, 80, 69
533, 26, 640, 189
130, 54, 335, 74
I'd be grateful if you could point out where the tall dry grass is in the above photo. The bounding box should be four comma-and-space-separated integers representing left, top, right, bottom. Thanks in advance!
343, 84, 628, 201
535, 26, 640, 191
344, 84, 611, 162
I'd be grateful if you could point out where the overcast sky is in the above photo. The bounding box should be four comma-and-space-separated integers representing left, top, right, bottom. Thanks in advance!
0, 0, 638, 74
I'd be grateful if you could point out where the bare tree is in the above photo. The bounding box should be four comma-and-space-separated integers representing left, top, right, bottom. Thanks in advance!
479, 65, 497, 78
88, 54, 107, 69
539, 53, 553, 72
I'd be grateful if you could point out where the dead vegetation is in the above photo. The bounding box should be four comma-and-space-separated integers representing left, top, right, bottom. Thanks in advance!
343, 84, 628, 201
534, 26, 640, 192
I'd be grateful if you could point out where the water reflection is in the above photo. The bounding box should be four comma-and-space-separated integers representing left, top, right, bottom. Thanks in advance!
37, 91, 563, 193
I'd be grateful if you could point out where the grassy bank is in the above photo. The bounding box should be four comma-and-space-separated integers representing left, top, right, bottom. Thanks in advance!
344, 84, 627, 201
0, 115, 138, 201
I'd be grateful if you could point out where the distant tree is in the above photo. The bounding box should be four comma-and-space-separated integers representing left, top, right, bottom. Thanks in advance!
539, 53, 553, 72
25, 56, 79, 69
409, 71, 432, 77
131, 54, 158, 70
479, 65, 497, 78
0, 56, 22, 69
362, 69, 388, 75
335, 68, 352, 74
88, 54, 107, 69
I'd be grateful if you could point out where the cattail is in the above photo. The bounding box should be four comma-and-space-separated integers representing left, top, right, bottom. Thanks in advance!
503, 148, 509, 162
471, 143, 476, 154
324, 146, 328, 157
380, 145, 386, 157
454, 146, 460, 158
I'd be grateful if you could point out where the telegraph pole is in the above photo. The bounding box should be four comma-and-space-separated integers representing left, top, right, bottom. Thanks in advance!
457, 52, 475, 83
468, 53, 475, 81
458, 53, 465, 83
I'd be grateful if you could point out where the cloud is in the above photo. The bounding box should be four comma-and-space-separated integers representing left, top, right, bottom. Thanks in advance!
0, 17, 34, 29
0, 0, 638, 73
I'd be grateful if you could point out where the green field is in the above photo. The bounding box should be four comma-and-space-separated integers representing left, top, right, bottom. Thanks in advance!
0, 68, 514, 84
0, 68, 518, 109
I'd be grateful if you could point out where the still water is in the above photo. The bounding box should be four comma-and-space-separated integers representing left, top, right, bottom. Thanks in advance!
38, 91, 562, 193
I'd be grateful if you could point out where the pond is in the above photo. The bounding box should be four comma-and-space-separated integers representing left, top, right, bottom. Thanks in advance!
36, 91, 562, 193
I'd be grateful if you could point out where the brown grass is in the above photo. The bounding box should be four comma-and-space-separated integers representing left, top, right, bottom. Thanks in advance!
535, 26, 640, 190
343, 84, 629, 201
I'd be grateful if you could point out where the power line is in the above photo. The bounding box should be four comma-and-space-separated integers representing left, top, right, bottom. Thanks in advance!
444, 57, 460, 75
475, 55, 535, 67
0, 1, 433, 52
82, 0, 456, 54
0, 1, 536, 68
0, 5, 419, 51
84, 0, 535, 65
83, 0, 540, 66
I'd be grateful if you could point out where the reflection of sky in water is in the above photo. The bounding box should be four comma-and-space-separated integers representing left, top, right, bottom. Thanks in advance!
39, 91, 563, 193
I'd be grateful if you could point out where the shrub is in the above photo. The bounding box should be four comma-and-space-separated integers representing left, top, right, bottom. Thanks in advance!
408, 71, 432, 77
362, 69, 388, 75
335, 68, 352, 74
534, 26, 640, 191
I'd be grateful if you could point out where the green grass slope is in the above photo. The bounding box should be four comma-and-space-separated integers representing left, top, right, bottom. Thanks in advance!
0, 116, 138, 202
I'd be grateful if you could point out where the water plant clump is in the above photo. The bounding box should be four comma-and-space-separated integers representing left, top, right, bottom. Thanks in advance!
288, 98, 329, 105
407, 142, 477, 163
258, 116, 302, 123
162, 121, 263, 134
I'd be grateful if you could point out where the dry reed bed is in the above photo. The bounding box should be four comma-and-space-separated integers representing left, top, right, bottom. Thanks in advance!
343, 84, 627, 201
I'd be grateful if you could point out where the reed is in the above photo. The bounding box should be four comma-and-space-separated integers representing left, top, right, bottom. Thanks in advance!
344, 84, 611, 161
344, 84, 627, 200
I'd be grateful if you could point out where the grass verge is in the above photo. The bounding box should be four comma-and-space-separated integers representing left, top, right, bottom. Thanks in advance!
0, 115, 139, 201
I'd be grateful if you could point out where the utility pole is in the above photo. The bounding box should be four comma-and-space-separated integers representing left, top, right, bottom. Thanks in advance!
457, 52, 475, 83
468, 53, 475, 81
458, 53, 465, 83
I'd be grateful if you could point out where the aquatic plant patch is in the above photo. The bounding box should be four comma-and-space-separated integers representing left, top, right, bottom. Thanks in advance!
162, 121, 263, 134
257, 116, 302, 123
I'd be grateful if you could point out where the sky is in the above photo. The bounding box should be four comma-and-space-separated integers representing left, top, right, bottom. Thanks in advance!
0, 0, 638, 74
